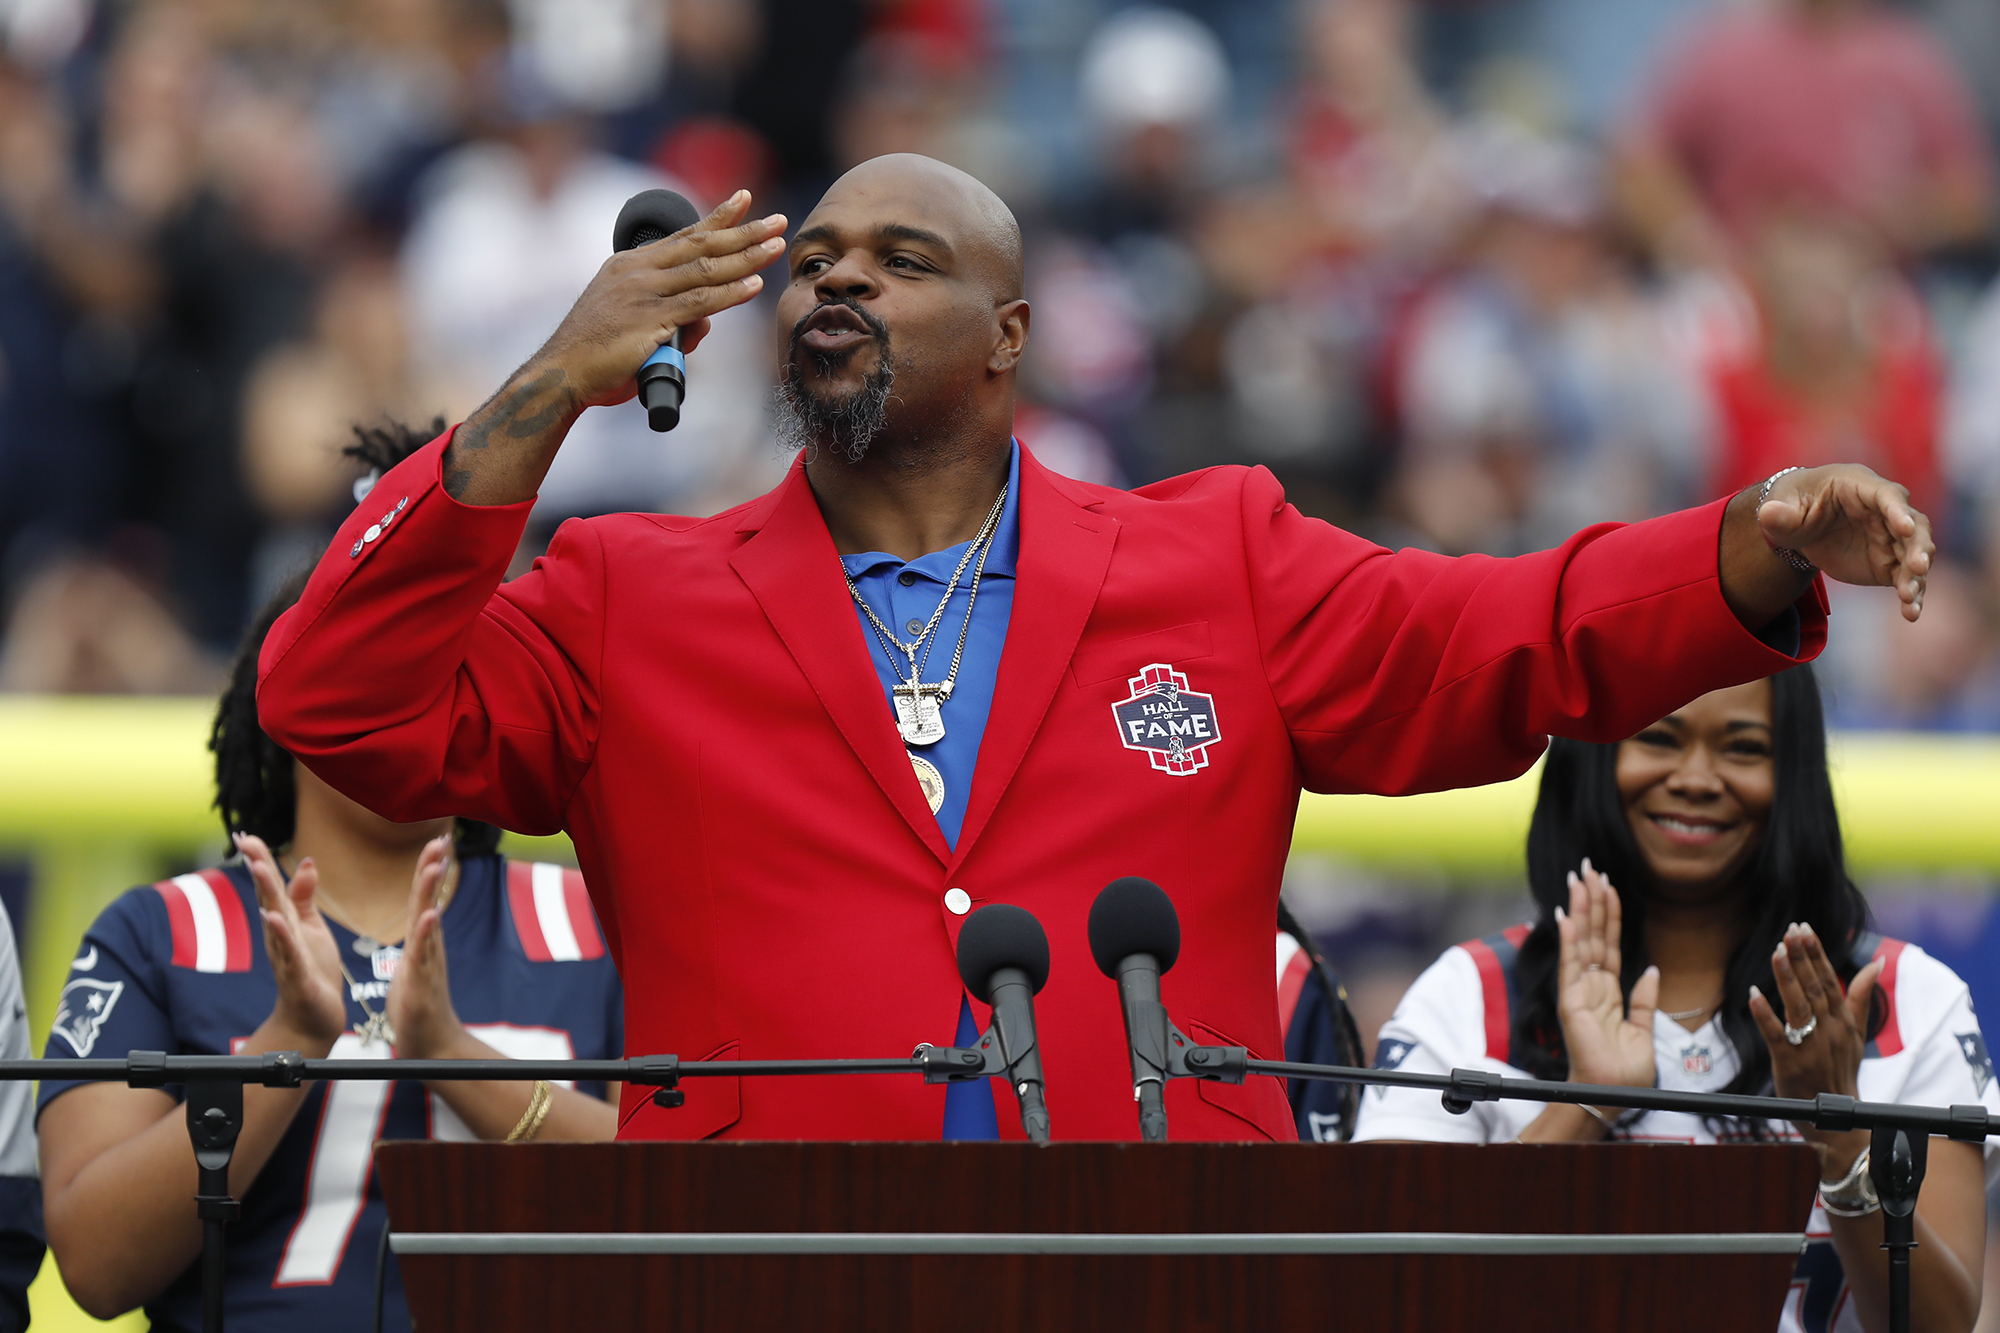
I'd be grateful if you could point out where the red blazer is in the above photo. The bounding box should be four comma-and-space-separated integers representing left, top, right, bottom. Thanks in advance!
259, 431, 1822, 1142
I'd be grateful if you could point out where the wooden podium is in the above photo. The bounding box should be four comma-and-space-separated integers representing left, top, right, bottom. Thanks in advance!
378, 1140, 1820, 1332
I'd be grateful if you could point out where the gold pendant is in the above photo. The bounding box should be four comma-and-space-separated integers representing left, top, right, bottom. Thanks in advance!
909, 753, 945, 814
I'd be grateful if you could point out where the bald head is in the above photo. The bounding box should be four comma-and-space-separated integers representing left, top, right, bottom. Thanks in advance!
776, 152, 1032, 469
816, 154, 1024, 302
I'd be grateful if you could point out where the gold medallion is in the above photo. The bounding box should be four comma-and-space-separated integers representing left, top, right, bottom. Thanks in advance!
909, 753, 945, 814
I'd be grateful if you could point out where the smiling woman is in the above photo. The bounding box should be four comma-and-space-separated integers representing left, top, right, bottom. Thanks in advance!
1352, 667, 1999, 1333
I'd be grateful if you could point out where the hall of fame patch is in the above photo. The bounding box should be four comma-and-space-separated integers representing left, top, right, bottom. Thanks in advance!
1112, 663, 1221, 775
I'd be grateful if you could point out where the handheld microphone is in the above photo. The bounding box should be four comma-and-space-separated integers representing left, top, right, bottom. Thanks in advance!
612, 188, 704, 432
955, 904, 1053, 1143
1088, 877, 1182, 1142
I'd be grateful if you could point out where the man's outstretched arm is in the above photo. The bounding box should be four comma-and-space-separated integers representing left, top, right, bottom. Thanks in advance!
1719, 464, 1932, 630
442, 190, 788, 505
1244, 460, 1932, 799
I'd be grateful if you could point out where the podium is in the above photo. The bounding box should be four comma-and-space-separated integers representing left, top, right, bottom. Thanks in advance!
378, 1140, 1820, 1332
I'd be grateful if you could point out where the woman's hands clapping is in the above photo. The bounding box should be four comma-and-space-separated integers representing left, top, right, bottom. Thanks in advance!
1555, 861, 1660, 1118
386, 835, 468, 1061
237, 832, 346, 1053
1749, 922, 1880, 1155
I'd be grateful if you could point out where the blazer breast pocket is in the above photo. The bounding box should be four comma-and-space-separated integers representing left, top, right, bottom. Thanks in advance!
1071, 621, 1213, 688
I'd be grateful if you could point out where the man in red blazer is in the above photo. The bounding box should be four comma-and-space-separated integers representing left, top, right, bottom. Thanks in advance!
258, 155, 1932, 1143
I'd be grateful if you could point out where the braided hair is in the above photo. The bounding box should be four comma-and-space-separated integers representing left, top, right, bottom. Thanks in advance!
210, 416, 499, 858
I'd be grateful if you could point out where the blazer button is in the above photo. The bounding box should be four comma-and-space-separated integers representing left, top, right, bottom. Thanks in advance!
943, 888, 971, 915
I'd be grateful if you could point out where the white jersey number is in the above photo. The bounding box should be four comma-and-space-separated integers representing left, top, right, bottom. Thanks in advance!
273, 1025, 578, 1285
275, 1033, 392, 1286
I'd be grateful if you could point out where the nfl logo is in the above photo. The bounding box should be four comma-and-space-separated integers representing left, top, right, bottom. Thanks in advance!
1111, 663, 1222, 775
1681, 1044, 1712, 1076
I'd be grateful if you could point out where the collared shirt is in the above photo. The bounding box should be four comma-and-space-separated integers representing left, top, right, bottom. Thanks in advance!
839, 442, 1020, 1139
839, 442, 1021, 848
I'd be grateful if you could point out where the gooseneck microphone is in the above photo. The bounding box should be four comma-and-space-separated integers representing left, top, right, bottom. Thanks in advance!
955, 903, 1053, 1142
612, 188, 704, 432
1088, 877, 1183, 1142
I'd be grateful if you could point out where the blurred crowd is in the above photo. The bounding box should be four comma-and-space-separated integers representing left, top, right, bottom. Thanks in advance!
3, 0, 2000, 732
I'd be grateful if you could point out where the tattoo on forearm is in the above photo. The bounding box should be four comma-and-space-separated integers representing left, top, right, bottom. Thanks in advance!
443, 367, 571, 500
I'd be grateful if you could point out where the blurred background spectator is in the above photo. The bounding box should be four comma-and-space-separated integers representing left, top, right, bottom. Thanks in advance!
0, 0, 1989, 718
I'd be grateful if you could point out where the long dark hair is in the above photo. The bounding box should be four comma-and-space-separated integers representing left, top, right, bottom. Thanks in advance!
210, 417, 498, 858
1511, 667, 1874, 1108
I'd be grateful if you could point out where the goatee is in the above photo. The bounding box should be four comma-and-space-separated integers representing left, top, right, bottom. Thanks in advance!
774, 301, 897, 463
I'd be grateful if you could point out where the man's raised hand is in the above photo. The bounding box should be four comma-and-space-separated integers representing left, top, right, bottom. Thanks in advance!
535, 190, 788, 411
1758, 465, 1934, 622
444, 190, 789, 506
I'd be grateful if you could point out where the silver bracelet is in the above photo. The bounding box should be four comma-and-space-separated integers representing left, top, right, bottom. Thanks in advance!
1819, 1146, 1881, 1218
1576, 1103, 1617, 1136
1757, 467, 1818, 574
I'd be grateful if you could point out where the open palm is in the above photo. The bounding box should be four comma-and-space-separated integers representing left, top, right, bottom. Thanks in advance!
237, 832, 347, 1046
1555, 861, 1659, 1090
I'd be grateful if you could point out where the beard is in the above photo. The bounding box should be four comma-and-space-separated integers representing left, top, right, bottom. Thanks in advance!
774, 299, 897, 464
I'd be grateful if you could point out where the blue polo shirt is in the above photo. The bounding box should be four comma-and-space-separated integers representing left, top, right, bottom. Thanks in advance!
840, 442, 1020, 1139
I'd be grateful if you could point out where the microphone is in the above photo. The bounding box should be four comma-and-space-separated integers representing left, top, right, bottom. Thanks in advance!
955, 904, 1053, 1143
612, 188, 704, 432
1088, 877, 1182, 1142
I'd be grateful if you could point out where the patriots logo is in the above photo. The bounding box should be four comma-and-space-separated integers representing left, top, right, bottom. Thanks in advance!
1112, 663, 1221, 775
1957, 1032, 1993, 1097
1305, 1111, 1344, 1142
51, 978, 124, 1057
1372, 1038, 1416, 1098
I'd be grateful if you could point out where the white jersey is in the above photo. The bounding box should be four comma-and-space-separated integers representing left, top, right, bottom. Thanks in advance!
1351, 926, 2000, 1333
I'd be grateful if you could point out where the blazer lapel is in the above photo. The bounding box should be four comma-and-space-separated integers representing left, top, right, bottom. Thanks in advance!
949, 450, 1119, 872
729, 461, 952, 863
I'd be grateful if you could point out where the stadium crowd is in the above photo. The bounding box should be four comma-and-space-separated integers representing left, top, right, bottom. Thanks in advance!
0, 0, 1995, 733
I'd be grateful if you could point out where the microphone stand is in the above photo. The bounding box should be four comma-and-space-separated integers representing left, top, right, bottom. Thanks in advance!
9, 1049, 950, 1333
1210, 1054, 1985, 1333
18, 1048, 1987, 1333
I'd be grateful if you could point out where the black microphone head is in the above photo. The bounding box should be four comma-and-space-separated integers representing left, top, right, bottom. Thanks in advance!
956, 904, 1051, 998
1087, 877, 1181, 978
613, 189, 701, 253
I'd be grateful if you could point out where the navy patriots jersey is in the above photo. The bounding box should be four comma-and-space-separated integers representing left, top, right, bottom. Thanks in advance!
36, 854, 622, 1333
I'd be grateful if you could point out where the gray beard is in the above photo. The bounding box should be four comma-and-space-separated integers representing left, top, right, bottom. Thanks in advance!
774, 353, 896, 464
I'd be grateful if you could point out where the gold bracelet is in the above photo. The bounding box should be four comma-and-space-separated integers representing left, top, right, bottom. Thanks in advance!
506, 1079, 554, 1143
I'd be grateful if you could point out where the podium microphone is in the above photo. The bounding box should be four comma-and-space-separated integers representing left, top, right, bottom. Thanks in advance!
1088, 877, 1182, 1142
612, 188, 704, 431
955, 904, 1053, 1142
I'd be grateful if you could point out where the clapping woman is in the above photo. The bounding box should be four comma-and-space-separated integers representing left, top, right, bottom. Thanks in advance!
1353, 669, 1997, 1333
33, 427, 624, 1332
